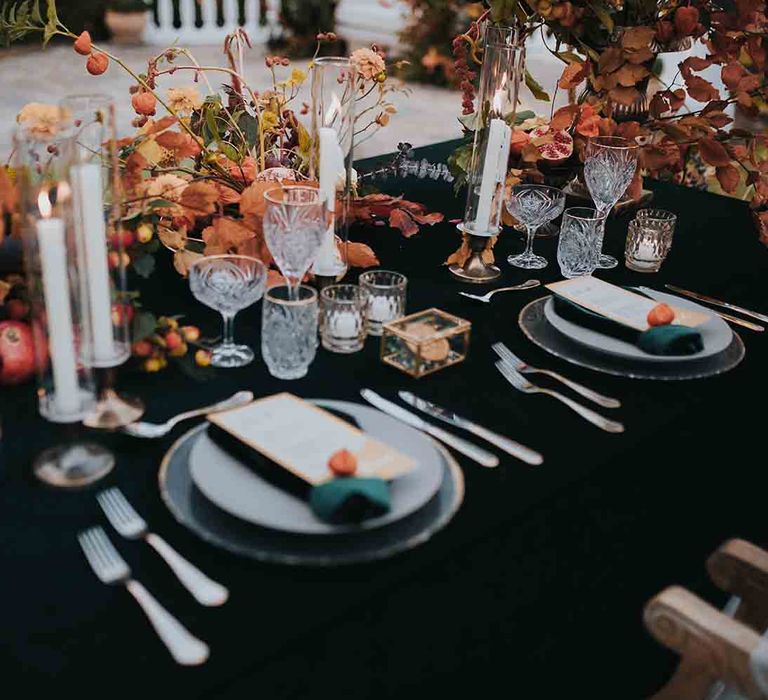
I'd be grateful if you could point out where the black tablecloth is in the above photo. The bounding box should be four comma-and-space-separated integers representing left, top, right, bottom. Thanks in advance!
2, 140, 768, 698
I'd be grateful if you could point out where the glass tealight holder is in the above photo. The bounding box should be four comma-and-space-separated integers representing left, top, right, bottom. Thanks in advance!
320, 284, 367, 354
359, 270, 407, 337
625, 209, 677, 273
381, 308, 471, 378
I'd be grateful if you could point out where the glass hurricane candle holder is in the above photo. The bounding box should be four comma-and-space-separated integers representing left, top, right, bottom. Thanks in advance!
625, 209, 677, 273
359, 270, 407, 336
15, 120, 114, 487
309, 57, 356, 283
381, 309, 471, 378
320, 284, 367, 353
450, 23, 525, 283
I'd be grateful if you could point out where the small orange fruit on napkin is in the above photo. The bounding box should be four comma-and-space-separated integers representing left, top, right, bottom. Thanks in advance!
328, 449, 358, 477
647, 303, 675, 327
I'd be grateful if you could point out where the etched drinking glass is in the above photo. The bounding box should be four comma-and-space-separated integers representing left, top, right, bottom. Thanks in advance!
557, 207, 603, 278
189, 255, 267, 368
320, 284, 367, 353
261, 285, 318, 379
583, 135, 639, 270
359, 270, 407, 336
625, 210, 677, 272
505, 184, 566, 269
263, 186, 327, 299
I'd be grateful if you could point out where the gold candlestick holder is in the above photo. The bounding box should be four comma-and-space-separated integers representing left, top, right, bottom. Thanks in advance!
448, 226, 501, 283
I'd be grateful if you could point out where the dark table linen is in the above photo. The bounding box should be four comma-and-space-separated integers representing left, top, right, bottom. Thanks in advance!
1, 140, 767, 698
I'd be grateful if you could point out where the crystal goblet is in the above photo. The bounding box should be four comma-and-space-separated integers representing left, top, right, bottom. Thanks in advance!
505, 184, 566, 269
188, 255, 267, 368
583, 135, 639, 269
263, 186, 327, 299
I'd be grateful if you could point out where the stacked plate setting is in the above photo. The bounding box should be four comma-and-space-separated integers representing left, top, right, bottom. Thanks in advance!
520, 289, 745, 380
159, 400, 464, 565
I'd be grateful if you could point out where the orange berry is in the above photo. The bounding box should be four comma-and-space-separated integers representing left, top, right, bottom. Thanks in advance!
168, 341, 188, 358
165, 331, 183, 350
132, 340, 153, 358
86, 52, 109, 76
131, 91, 157, 116
194, 349, 212, 367
136, 223, 153, 244
180, 325, 200, 342
647, 303, 675, 327
73, 31, 92, 56
328, 449, 358, 477
143, 357, 162, 373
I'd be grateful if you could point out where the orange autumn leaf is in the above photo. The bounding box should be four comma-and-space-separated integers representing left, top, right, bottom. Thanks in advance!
558, 61, 589, 90
550, 104, 579, 130
202, 217, 254, 255
239, 181, 275, 220
173, 250, 203, 276
155, 131, 201, 159
685, 75, 720, 103
674, 6, 700, 36
598, 48, 624, 75
266, 269, 286, 288
624, 47, 655, 65
716, 164, 740, 193
215, 183, 242, 205
698, 137, 731, 167
621, 26, 656, 51
345, 242, 379, 268
389, 208, 419, 238
142, 116, 178, 136
609, 86, 641, 107
614, 63, 649, 88
179, 180, 219, 217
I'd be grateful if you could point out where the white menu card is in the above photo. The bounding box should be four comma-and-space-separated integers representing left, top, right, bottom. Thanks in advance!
208, 393, 416, 485
547, 278, 711, 331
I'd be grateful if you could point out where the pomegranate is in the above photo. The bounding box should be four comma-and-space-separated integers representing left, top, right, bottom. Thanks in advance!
0, 321, 37, 385
529, 125, 574, 166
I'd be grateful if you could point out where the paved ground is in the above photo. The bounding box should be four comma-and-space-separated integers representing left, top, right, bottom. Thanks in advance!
0, 39, 566, 160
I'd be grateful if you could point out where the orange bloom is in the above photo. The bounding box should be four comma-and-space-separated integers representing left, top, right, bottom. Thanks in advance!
73, 31, 92, 56
86, 52, 109, 76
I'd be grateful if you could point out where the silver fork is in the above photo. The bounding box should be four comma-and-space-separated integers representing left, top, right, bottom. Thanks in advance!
495, 360, 625, 434
459, 279, 541, 303
122, 390, 253, 438
78, 526, 209, 666
492, 342, 620, 409
97, 488, 228, 607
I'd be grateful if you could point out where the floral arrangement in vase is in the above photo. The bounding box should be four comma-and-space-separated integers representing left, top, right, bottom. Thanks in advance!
448, 0, 768, 248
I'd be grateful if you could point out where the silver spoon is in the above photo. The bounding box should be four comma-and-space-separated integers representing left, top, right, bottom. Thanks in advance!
459, 279, 541, 303
122, 390, 253, 438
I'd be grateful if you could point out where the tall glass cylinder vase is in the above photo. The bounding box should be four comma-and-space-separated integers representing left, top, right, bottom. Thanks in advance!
61, 94, 144, 429
450, 23, 525, 283
309, 57, 356, 285
15, 119, 115, 487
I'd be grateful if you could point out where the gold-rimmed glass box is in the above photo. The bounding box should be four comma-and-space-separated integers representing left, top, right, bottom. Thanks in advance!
380, 308, 471, 378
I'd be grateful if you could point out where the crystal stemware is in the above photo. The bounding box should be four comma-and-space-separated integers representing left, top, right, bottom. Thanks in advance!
263, 186, 327, 298
583, 135, 639, 270
188, 255, 267, 368
505, 184, 566, 269
557, 207, 603, 278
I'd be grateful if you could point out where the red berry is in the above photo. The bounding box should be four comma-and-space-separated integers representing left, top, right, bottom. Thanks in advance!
165, 331, 183, 351
132, 339, 153, 358
6, 299, 29, 320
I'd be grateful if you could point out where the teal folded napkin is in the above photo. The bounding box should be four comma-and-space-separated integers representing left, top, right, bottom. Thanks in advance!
553, 295, 704, 356
310, 478, 391, 524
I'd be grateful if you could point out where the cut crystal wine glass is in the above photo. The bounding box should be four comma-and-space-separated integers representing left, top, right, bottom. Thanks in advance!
583, 135, 639, 270
188, 255, 267, 368
263, 186, 327, 298
505, 184, 566, 269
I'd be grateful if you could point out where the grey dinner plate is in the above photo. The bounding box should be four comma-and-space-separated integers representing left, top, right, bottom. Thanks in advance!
543, 288, 733, 363
189, 399, 445, 536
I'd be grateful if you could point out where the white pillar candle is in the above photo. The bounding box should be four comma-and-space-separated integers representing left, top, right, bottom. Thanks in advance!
37, 214, 81, 417
71, 163, 114, 364
312, 128, 345, 276
474, 118, 511, 235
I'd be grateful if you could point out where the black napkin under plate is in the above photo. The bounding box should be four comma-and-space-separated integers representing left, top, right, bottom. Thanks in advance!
552, 295, 704, 356
207, 407, 391, 524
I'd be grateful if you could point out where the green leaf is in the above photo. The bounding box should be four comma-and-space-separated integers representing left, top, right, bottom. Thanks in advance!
557, 51, 585, 64
237, 113, 258, 148
131, 254, 156, 278
147, 198, 175, 210
30, 0, 41, 23
219, 141, 239, 161
132, 310, 157, 341
588, 1, 614, 33
525, 70, 550, 102
513, 110, 536, 125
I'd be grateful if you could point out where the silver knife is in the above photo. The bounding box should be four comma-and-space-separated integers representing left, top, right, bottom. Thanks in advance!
665, 284, 768, 324
398, 391, 543, 466
360, 389, 499, 468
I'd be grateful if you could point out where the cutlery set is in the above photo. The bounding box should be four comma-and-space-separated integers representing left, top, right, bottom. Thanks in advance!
663, 285, 766, 332
79, 487, 228, 665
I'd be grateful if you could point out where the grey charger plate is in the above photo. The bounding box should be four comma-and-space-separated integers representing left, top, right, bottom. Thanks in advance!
543, 289, 733, 363
189, 400, 445, 535
520, 296, 745, 380
158, 402, 464, 565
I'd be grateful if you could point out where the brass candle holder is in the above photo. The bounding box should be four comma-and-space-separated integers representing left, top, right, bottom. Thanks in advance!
448, 225, 501, 283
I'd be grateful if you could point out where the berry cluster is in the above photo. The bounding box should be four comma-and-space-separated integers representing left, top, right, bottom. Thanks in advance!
131, 316, 211, 373
451, 32, 478, 115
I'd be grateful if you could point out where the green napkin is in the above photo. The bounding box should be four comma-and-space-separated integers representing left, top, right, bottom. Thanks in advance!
310, 478, 391, 524
552, 295, 704, 356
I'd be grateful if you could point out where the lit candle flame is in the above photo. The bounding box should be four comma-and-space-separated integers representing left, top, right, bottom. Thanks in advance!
38, 190, 52, 219
492, 73, 509, 114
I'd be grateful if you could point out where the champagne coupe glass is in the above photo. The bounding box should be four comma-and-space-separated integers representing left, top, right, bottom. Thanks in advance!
189, 255, 267, 368
583, 135, 639, 269
263, 186, 327, 299
505, 184, 566, 269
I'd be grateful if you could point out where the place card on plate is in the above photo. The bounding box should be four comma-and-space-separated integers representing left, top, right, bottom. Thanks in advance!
547, 278, 711, 331
207, 393, 416, 486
